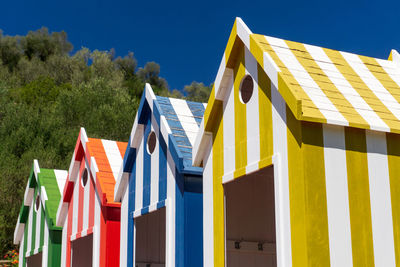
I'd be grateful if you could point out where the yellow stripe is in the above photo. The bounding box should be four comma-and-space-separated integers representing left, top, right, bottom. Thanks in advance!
344, 127, 375, 266
360, 55, 400, 105
324, 48, 400, 131
224, 19, 237, 68
212, 100, 225, 267
203, 85, 215, 131
249, 34, 264, 68
285, 40, 368, 129
386, 132, 400, 266
250, 31, 274, 168
286, 107, 308, 266
257, 62, 273, 169
389, 50, 394, 61
301, 122, 330, 266
233, 47, 247, 178
250, 34, 324, 119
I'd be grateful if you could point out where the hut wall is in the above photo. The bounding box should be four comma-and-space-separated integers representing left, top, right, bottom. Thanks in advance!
202, 37, 400, 266
19, 187, 54, 267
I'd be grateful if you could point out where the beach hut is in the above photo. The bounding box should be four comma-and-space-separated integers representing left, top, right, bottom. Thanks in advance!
114, 84, 205, 267
14, 160, 68, 267
192, 18, 400, 267
55, 128, 127, 267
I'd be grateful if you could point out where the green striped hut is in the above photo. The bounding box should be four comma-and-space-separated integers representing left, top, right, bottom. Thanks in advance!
14, 160, 67, 267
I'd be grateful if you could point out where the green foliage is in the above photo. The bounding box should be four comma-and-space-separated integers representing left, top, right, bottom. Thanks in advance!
0, 27, 211, 256
184, 81, 212, 102
21, 27, 73, 61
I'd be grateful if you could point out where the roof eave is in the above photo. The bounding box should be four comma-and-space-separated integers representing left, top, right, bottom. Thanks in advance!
114, 83, 197, 201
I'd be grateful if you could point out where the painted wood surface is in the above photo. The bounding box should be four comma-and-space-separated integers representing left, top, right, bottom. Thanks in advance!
194, 17, 400, 267
115, 84, 205, 267
56, 128, 126, 267
14, 160, 67, 267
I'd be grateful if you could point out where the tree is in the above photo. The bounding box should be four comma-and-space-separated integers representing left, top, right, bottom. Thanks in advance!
0, 33, 22, 72
184, 81, 212, 102
21, 27, 73, 61
0, 27, 210, 257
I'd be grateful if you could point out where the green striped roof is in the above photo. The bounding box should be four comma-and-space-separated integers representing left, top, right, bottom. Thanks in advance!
37, 168, 64, 225
14, 160, 67, 244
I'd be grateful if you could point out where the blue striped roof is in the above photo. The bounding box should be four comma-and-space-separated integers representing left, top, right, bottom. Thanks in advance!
156, 96, 206, 168
114, 84, 207, 202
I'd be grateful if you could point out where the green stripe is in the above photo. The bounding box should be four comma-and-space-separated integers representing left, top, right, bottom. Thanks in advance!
38, 169, 62, 226
23, 220, 28, 266
40, 205, 45, 248
48, 230, 62, 266
31, 189, 37, 252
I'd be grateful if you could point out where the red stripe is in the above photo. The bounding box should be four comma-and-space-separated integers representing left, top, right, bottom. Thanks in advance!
66, 184, 74, 267
99, 206, 121, 267
63, 180, 74, 203
106, 217, 121, 266
89, 172, 95, 229
100, 206, 107, 267
77, 158, 85, 235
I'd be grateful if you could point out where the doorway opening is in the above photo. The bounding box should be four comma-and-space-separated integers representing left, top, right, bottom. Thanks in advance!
135, 207, 166, 267
71, 234, 93, 267
26, 252, 42, 266
225, 166, 277, 267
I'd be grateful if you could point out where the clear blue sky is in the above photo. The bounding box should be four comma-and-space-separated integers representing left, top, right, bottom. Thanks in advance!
1, 0, 399, 91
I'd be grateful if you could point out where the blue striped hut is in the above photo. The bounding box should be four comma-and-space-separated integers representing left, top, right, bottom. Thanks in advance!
114, 83, 206, 267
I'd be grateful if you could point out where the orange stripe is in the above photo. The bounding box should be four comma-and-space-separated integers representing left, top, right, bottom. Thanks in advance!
116, 141, 128, 158
87, 138, 120, 204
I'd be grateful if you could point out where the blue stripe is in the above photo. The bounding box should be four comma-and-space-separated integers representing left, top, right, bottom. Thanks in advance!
134, 200, 167, 217
142, 114, 152, 209
182, 166, 203, 175
186, 100, 206, 127
156, 97, 192, 162
175, 167, 185, 267
152, 98, 161, 128
157, 200, 166, 209
123, 140, 137, 173
158, 126, 168, 202
137, 88, 149, 125
127, 149, 137, 267
184, 191, 203, 267
169, 135, 184, 171
141, 206, 149, 215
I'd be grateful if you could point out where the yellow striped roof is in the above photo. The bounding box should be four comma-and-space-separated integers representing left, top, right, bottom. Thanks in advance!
251, 33, 400, 133
192, 18, 400, 165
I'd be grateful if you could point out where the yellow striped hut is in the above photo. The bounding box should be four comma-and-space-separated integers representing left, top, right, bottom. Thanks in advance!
192, 17, 400, 267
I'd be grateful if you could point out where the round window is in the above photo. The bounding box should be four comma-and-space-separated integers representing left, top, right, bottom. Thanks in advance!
147, 131, 156, 154
239, 75, 254, 104
81, 169, 88, 187
35, 195, 40, 211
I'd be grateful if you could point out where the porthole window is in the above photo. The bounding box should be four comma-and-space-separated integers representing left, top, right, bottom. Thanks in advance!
35, 195, 40, 211
239, 75, 254, 104
147, 131, 156, 155
81, 168, 88, 187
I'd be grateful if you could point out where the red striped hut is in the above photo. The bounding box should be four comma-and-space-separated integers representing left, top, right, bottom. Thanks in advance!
55, 128, 127, 267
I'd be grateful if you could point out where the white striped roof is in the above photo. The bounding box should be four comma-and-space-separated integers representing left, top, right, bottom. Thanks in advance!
216, 18, 400, 133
